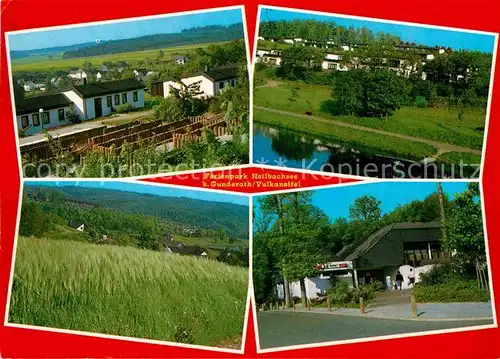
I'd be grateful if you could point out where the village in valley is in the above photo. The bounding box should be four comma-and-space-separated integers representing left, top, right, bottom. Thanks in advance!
253, 9, 495, 178
9, 9, 249, 178
11, 182, 249, 348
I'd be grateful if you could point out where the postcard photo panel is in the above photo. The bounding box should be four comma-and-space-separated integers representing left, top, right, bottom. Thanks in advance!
7, 6, 250, 179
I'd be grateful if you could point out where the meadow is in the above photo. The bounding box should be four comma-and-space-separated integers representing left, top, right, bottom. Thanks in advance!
9, 237, 248, 348
253, 109, 438, 160
11, 42, 224, 72
254, 77, 486, 150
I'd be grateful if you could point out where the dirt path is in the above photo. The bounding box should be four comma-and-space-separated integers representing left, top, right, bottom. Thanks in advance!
255, 79, 281, 88
254, 106, 482, 156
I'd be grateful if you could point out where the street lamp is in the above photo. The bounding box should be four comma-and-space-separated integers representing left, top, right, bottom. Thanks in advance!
39, 108, 44, 130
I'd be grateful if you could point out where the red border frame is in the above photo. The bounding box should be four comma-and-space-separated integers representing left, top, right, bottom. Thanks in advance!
2, 0, 500, 357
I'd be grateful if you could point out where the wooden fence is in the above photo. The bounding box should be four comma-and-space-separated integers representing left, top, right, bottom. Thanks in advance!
21, 114, 228, 161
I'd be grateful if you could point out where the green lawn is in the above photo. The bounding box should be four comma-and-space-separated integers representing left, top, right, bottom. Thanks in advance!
254, 108, 437, 160
254, 81, 486, 150
9, 237, 248, 347
11, 42, 226, 72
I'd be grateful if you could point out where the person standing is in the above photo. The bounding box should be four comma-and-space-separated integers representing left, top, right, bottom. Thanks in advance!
396, 271, 404, 290
408, 268, 415, 288
385, 275, 392, 291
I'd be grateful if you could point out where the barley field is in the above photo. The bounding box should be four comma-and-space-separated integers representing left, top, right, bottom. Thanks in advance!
9, 237, 248, 348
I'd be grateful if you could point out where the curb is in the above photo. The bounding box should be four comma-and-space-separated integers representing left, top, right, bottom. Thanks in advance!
260, 309, 494, 322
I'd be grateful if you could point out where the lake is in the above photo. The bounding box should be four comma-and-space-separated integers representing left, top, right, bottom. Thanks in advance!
252, 123, 478, 179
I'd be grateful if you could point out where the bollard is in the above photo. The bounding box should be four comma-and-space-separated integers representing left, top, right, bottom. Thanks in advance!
327, 296, 332, 312
360, 296, 365, 315
308, 300, 312, 311
261, 303, 265, 312
282, 301, 286, 310
411, 294, 417, 318
275, 301, 278, 311
292, 300, 296, 310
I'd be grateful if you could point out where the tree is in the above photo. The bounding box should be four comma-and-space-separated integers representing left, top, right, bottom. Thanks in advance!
278, 46, 321, 80
349, 195, 382, 222
364, 70, 409, 119
445, 183, 484, 260
157, 49, 164, 59
13, 82, 25, 103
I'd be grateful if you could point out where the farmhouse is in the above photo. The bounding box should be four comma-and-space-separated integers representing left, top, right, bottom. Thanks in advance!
280, 221, 450, 300
63, 78, 145, 120
68, 69, 87, 80
173, 55, 189, 65
152, 66, 240, 98
68, 220, 85, 232
16, 93, 73, 135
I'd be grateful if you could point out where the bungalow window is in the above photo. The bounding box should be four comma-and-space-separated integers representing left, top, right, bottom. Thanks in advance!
133, 91, 138, 102
122, 93, 127, 103
106, 96, 112, 107
32, 113, 40, 126
219, 81, 225, 90
114, 94, 120, 105
21, 115, 29, 128
328, 63, 337, 70
58, 109, 65, 121
42, 112, 50, 125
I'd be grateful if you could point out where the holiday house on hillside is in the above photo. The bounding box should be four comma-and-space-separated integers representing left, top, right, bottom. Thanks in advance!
68, 220, 85, 232
151, 66, 240, 99
63, 78, 145, 119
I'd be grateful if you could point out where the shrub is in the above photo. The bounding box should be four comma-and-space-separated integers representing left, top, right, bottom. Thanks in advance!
66, 109, 81, 124
265, 66, 277, 79
116, 103, 133, 113
414, 279, 490, 303
154, 97, 182, 122
415, 96, 428, 108
419, 259, 477, 285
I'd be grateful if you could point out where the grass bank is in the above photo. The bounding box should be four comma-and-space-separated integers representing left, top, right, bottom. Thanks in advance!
254, 108, 437, 159
9, 237, 248, 347
254, 81, 486, 150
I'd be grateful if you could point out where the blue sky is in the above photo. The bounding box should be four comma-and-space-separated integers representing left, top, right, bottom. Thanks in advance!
24, 181, 249, 206
9, 9, 243, 51
260, 8, 496, 53
254, 182, 470, 221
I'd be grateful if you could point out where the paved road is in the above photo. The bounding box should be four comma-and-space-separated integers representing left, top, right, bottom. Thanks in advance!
257, 312, 493, 349
254, 106, 482, 156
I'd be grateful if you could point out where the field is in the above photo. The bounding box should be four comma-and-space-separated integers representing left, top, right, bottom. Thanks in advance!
254, 78, 486, 150
9, 237, 248, 347
11, 42, 225, 72
253, 108, 438, 159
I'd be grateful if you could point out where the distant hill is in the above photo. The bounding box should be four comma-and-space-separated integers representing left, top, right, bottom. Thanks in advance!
24, 185, 249, 239
61, 24, 244, 59
10, 42, 98, 60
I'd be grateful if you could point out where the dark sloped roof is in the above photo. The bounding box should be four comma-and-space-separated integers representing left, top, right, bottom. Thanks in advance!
16, 93, 72, 115
203, 66, 239, 81
344, 225, 395, 261
168, 245, 206, 256
72, 78, 145, 98
343, 221, 442, 261
68, 220, 85, 229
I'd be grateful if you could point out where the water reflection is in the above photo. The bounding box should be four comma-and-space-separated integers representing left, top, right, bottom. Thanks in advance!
253, 123, 478, 179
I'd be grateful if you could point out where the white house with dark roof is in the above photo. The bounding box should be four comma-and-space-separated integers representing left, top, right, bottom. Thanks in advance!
153, 66, 241, 99
173, 55, 189, 65
63, 78, 145, 119
16, 93, 73, 135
